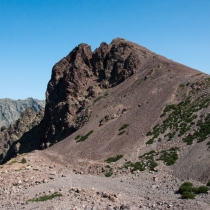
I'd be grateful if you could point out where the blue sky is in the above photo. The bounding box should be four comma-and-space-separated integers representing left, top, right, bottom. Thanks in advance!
1, 0, 210, 100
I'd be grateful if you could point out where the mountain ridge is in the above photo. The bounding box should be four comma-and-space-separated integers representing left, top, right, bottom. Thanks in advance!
0, 97, 45, 128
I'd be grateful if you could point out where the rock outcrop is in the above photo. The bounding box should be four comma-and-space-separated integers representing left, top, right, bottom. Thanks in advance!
0, 98, 45, 128
40, 38, 149, 147
0, 108, 44, 163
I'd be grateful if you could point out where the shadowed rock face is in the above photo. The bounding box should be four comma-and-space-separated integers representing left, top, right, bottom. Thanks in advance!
0, 108, 44, 163
41, 38, 145, 146
0, 98, 45, 128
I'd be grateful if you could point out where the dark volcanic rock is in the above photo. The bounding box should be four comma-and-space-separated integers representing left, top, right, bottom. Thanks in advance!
0, 98, 45, 128
40, 38, 146, 146
0, 108, 44, 163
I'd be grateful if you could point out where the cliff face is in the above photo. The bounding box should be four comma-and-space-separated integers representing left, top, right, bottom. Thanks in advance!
0, 98, 45, 128
41, 38, 148, 146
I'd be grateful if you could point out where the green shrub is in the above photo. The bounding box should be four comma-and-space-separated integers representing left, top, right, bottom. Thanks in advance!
76, 130, 93, 142
179, 84, 185, 89
178, 182, 209, 199
20, 158, 26, 164
28, 192, 62, 202
118, 130, 126, 135
181, 191, 195, 199
194, 186, 209, 194
178, 182, 193, 194
207, 180, 210, 186
93, 96, 103, 103
104, 91, 108, 97
75, 135, 81, 140
146, 139, 154, 144
105, 171, 113, 177
105, 155, 123, 163
119, 124, 129, 131
158, 147, 179, 166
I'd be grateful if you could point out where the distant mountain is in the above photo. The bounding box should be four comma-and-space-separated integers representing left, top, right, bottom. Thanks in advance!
0, 98, 45, 128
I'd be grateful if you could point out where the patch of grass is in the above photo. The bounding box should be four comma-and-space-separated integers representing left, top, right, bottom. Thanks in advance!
105, 171, 113, 177
119, 124, 129, 131
104, 91, 108, 97
75, 135, 81, 140
145, 93, 210, 145
119, 130, 126, 135
20, 158, 26, 164
13, 183, 19, 186
76, 130, 93, 142
93, 96, 103, 103
104, 167, 113, 177
28, 192, 62, 202
158, 147, 179, 166
0, 165, 3, 169
179, 84, 185, 89
178, 182, 209, 199
181, 191, 195, 199
33, 168, 39, 171
105, 155, 123, 163
8, 160, 17, 165
193, 186, 209, 194
146, 138, 154, 144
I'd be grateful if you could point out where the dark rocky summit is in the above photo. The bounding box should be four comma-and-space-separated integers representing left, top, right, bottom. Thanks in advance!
40, 38, 152, 147
0, 97, 45, 128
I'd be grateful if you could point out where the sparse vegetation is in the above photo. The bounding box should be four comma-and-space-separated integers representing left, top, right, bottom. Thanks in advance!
119, 124, 129, 131
207, 180, 210, 186
75, 130, 93, 142
145, 93, 210, 145
146, 138, 154, 144
93, 96, 103, 103
118, 130, 126, 135
75, 135, 81, 140
8, 160, 17, 165
28, 192, 62, 202
179, 84, 185, 89
158, 147, 179, 166
104, 166, 113, 177
104, 91, 108, 97
177, 182, 209, 199
20, 158, 26, 164
105, 154, 123, 163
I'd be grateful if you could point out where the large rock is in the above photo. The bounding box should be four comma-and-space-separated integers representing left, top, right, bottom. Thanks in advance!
40, 38, 146, 146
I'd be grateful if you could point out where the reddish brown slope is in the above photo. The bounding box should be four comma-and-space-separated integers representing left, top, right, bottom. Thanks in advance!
40, 38, 210, 183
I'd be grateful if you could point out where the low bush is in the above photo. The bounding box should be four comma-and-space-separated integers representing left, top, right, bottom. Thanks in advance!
118, 130, 126, 135
181, 191, 195, 199
76, 130, 93, 142
28, 192, 62, 202
178, 182, 209, 199
105, 155, 123, 163
20, 158, 26, 164
119, 124, 129, 131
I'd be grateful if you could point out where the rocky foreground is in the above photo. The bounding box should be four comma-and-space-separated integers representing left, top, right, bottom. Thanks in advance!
0, 151, 209, 210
